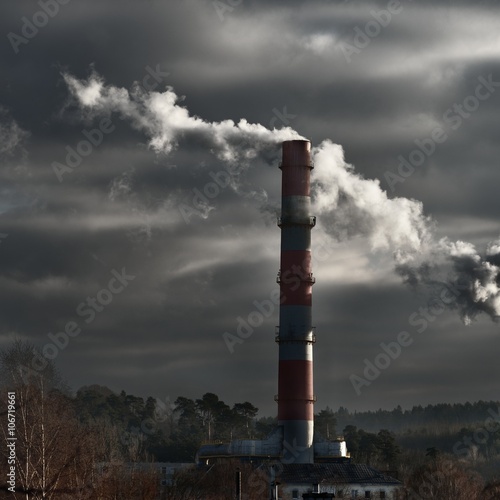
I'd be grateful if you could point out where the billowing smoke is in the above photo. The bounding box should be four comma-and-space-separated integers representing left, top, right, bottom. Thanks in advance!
396, 238, 500, 324
64, 72, 500, 324
312, 141, 432, 257
62, 71, 303, 163
312, 140, 500, 324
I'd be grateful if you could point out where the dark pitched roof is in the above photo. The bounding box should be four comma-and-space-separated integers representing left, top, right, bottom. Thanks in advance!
277, 463, 401, 486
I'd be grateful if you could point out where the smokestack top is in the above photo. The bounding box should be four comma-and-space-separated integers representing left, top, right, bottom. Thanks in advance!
282, 140, 312, 169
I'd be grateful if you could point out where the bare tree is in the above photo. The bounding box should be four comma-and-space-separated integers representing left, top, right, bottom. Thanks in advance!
405, 456, 484, 500
483, 480, 500, 500
93, 463, 159, 500
0, 340, 98, 499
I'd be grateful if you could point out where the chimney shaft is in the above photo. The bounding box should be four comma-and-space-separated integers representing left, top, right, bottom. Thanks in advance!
277, 139, 315, 464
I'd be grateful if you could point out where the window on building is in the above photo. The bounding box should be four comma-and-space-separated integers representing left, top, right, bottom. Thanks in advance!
364, 492, 371, 499
292, 490, 299, 499
352, 490, 358, 498
160, 479, 167, 486
161, 466, 167, 474
380, 491, 386, 499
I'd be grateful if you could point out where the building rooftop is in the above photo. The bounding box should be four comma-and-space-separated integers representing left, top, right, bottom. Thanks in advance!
277, 463, 402, 486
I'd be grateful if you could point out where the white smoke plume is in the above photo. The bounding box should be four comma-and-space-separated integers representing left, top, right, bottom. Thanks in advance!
64, 72, 500, 324
62, 71, 303, 163
312, 141, 432, 257
312, 140, 500, 324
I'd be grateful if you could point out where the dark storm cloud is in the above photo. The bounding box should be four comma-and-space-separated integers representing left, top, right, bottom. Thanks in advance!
1, 0, 500, 414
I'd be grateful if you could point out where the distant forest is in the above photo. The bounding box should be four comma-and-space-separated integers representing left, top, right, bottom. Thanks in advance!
73, 383, 500, 469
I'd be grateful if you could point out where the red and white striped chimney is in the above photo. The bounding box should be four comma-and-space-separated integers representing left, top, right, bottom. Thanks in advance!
276, 139, 316, 464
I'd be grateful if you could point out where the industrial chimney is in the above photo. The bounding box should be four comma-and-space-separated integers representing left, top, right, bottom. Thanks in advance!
276, 139, 316, 464
196, 140, 351, 466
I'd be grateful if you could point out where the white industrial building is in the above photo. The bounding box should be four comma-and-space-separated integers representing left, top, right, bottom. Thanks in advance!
273, 462, 402, 499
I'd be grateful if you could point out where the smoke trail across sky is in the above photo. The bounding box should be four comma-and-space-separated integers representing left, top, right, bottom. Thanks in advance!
63, 71, 304, 163
64, 71, 500, 325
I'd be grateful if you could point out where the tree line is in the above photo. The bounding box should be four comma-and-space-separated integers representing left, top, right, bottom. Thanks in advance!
2, 340, 500, 499
333, 402, 500, 434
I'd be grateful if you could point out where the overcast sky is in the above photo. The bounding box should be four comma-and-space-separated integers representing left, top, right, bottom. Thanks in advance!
1, 0, 500, 416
